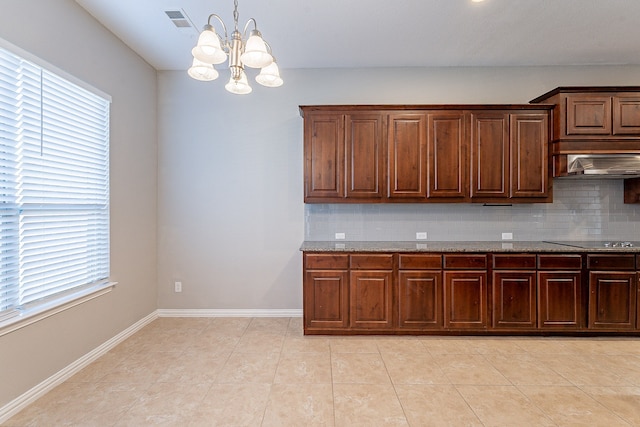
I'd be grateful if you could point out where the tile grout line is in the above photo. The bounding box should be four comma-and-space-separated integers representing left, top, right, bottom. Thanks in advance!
377, 343, 412, 426
329, 339, 337, 427
258, 318, 289, 427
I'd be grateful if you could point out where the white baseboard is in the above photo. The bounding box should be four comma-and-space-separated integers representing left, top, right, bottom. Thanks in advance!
157, 308, 303, 317
0, 311, 158, 424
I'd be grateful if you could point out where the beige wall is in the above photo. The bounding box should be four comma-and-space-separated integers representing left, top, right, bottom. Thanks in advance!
2, 0, 640, 413
157, 65, 640, 310
0, 0, 157, 408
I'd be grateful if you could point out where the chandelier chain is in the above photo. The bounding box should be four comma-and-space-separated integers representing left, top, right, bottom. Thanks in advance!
233, 0, 239, 30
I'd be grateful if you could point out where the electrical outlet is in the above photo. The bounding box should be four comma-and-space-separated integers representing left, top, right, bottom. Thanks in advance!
335, 232, 346, 240
416, 232, 427, 240
502, 232, 513, 240
174, 281, 182, 292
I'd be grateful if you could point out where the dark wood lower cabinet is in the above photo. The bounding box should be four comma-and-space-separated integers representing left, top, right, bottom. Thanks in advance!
398, 271, 443, 329
492, 271, 536, 328
538, 271, 582, 329
302, 251, 640, 335
349, 270, 393, 329
304, 270, 349, 330
638, 273, 640, 329
349, 254, 394, 330
303, 254, 349, 330
444, 271, 487, 329
589, 271, 637, 329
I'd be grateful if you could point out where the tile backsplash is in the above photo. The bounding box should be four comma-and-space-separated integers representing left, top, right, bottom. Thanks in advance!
304, 179, 640, 242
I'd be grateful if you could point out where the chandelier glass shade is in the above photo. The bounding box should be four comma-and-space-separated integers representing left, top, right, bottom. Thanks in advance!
187, 57, 219, 81
188, 0, 283, 94
255, 60, 283, 87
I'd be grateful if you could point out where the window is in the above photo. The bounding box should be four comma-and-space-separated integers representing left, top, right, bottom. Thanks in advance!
0, 45, 110, 324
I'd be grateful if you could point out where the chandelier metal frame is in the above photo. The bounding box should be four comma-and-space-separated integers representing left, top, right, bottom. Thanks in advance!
188, 0, 283, 94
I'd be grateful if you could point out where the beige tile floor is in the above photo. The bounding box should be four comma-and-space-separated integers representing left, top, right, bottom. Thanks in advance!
4, 317, 640, 426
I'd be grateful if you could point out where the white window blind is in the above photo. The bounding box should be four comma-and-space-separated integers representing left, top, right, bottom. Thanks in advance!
0, 46, 110, 319
0, 49, 22, 318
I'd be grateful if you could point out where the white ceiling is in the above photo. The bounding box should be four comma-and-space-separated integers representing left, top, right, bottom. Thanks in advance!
75, 0, 640, 71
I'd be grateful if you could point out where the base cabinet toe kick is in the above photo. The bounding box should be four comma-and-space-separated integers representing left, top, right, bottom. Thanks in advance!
302, 251, 640, 335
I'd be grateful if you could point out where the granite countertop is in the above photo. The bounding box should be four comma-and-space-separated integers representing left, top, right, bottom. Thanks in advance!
300, 241, 640, 253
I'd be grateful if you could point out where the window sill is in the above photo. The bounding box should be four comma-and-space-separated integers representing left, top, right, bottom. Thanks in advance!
0, 282, 117, 337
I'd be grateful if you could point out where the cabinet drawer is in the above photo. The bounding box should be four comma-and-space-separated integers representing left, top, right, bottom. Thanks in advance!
587, 254, 635, 270
443, 254, 487, 269
305, 253, 349, 269
398, 254, 442, 270
350, 254, 394, 269
493, 254, 536, 270
538, 254, 582, 270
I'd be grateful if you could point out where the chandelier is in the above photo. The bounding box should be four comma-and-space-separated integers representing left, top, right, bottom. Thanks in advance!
188, 0, 283, 94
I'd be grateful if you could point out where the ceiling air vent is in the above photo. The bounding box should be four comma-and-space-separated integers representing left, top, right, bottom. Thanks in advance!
165, 10, 193, 29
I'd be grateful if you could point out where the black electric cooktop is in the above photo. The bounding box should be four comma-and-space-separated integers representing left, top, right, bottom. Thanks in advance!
544, 241, 640, 249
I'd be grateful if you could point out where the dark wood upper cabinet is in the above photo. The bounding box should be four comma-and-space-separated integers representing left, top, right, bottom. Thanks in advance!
300, 105, 552, 203
387, 113, 427, 199
566, 95, 612, 135
613, 95, 640, 135
470, 112, 550, 200
304, 113, 344, 200
470, 113, 509, 198
303, 111, 384, 202
531, 87, 640, 139
563, 93, 640, 137
427, 112, 467, 199
530, 87, 640, 172
510, 113, 549, 198
345, 113, 385, 199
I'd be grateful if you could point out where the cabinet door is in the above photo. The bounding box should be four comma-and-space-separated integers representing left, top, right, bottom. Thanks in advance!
304, 270, 349, 330
304, 114, 345, 200
492, 271, 536, 329
427, 112, 467, 199
350, 270, 393, 329
613, 95, 640, 135
510, 113, 549, 198
566, 95, 612, 135
538, 272, 582, 329
444, 271, 487, 328
638, 273, 640, 330
398, 271, 443, 329
589, 271, 637, 329
345, 113, 384, 199
388, 113, 427, 199
470, 113, 509, 198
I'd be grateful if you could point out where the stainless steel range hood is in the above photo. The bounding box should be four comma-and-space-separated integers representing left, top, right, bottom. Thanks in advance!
564, 154, 640, 178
